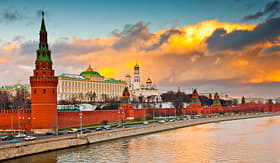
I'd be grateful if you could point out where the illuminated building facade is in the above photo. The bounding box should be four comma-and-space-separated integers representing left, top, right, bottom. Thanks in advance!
57, 65, 126, 102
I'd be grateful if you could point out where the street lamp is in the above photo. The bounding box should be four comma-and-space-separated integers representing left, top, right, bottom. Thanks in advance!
79, 112, 83, 135
122, 111, 125, 128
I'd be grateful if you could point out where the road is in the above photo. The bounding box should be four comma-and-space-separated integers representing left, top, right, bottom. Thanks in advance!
0, 113, 258, 145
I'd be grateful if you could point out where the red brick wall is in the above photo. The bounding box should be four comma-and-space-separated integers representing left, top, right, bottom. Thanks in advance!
58, 110, 120, 129
1, 103, 280, 130
0, 110, 31, 131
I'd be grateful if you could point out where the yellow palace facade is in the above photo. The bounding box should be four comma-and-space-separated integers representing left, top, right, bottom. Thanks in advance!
57, 65, 126, 102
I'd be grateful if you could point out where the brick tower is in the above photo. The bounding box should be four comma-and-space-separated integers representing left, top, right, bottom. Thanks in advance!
120, 87, 134, 120
30, 12, 58, 134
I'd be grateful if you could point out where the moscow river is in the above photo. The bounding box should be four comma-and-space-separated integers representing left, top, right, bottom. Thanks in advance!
6, 116, 280, 163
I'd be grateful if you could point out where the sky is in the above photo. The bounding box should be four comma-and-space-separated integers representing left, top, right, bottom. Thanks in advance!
0, 0, 280, 98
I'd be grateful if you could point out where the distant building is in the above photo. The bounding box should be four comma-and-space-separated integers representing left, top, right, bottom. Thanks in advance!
200, 92, 230, 100
0, 81, 31, 96
125, 62, 161, 102
244, 97, 264, 104
57, 65, 126, 102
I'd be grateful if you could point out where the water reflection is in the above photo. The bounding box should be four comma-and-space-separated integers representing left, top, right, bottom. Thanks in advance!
6, 116, 280, 163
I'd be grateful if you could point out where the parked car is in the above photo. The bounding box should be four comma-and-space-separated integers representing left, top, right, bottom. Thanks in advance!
104, 125, 112, 130
2, 135, 14, 141
15, 134, 26, 138
24, 136, 36, 141
9, 139, 21, 143
158, 120, 165, 123
96, 127, 103, 131
67, 129, 78, 133
82, 129, 91, 133
117, 124, 123, 128
169, 119, 175, 122
143, 121, 149, 125
57, 131, 64, 135
46, 132, 53, 135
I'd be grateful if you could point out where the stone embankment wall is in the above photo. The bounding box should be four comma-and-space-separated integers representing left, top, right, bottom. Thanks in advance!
1, 112, 280, 161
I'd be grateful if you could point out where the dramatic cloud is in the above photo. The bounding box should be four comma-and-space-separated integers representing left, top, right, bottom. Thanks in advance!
2, 19, 280, 97
20, 41, 37, 55
0, 10, 22, 23
12, 35, 24, 42
112, 21, 152, 50
145, 29, 184, 51
206, 17, 280, 51
243, 0, 280, 21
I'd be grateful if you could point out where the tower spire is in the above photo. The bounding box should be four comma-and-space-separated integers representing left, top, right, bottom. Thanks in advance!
40, 11, 46, 32
36, 11, 51, 62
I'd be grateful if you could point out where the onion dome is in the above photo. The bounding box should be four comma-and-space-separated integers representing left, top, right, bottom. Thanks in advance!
80, 65, 102, 77
134, 63, 140, 70
125, 74, 131, 78
146, 78, 152, 84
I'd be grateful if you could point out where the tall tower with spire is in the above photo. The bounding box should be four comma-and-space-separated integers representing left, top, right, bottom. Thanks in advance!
30, 12, 58, 133
134, 61, 140, 90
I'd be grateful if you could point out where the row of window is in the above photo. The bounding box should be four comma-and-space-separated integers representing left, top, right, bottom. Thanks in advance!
33, 88, 56, 94
60, 81, 124, 90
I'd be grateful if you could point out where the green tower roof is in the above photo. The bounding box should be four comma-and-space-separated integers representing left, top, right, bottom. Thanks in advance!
36, 11, 51, 62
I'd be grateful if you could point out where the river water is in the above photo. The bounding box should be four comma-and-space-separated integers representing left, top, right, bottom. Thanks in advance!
5, 116, 280, 163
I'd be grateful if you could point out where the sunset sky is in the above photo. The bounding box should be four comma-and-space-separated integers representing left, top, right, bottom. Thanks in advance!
0, 0, 280, 98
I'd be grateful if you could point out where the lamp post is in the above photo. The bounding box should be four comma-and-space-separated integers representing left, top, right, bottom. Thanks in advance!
18, 116, 20, 135
11, 115, 13, 134
122, 110, 125, 128
56, 110, 58, 136
79, 112, 83, 135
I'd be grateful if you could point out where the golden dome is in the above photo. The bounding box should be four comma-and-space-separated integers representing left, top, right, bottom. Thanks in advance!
146, 78, 152, 84
86, 65, 93, 71
134, 63, 139, 69
125, 74, 131, 77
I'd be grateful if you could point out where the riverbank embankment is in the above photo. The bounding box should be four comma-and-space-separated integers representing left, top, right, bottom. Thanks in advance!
1, 112, 280, 161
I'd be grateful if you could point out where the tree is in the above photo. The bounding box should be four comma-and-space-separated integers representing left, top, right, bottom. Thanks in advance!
0, 91, 11, 110
101, 120, 108, 125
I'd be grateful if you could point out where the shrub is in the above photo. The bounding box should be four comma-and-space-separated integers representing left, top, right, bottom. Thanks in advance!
101, 120, 108, 125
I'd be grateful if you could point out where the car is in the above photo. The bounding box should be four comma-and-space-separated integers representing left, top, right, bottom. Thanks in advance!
143, 121, 149, 125
24, 136, 36, 141
117, 124, 123, 128
9, 139, 21, 143
104, 125, 112, 130
169, 119, 175, 122
158, 120, 165, 123
2, 135, 14, 141
96, 127, 103, 131
76, 129, 82, 133
46, 132, 53, 135
15, 134, 26, 138
67, 129, 78, 133
57, 131, 64, 135
82, 129, 91, 133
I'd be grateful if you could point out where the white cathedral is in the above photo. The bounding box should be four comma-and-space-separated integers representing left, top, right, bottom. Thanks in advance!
125, 62, 161, 102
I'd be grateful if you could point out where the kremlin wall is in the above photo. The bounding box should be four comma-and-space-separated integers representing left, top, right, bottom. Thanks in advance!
1, 12, 280, 132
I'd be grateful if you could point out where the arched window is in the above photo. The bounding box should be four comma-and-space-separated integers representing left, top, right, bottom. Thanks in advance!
34, 89, 36, 94
43, 89, 46, 94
